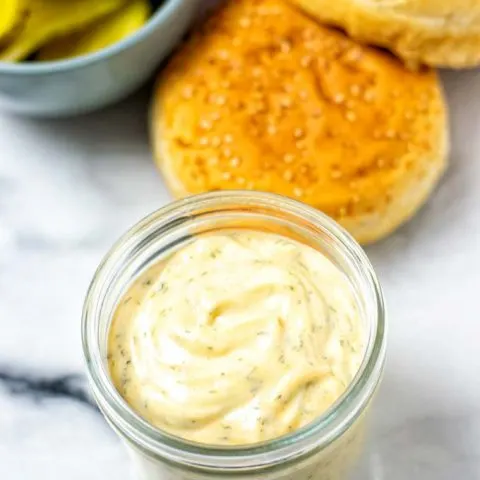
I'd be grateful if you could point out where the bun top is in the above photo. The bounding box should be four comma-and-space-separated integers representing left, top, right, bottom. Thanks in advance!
359, 0, 480, 18
154, 0, 446, 221
287, 0, 480, 68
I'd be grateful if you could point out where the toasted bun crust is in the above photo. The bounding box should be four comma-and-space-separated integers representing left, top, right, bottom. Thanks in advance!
289, 0, 480, 68
152, 0, 448, 245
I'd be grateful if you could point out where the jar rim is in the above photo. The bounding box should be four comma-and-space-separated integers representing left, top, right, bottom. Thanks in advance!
82, 191, 387, 472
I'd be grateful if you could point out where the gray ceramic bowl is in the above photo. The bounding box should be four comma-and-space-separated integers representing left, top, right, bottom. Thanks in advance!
0, 0, 199, 117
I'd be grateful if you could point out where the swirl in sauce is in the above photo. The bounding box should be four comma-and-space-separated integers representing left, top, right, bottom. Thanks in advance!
108, 232, 364, 445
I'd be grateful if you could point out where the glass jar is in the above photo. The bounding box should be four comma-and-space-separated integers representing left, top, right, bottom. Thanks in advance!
82, 191, 386, 480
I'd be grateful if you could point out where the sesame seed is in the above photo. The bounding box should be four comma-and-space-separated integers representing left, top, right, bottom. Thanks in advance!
284, 170, 293, 181
224, 134, 233, 143
215, 96, 226, 106
237, 177, 246, 185
211, 136, 222, 147
363, 90, 375, 103
350, 84, 361, 97
301, 55, 312, 68
267, 125, 277, 135
293, 187, 304, 197
199, 119, 212, 130
239, 17, 251, 28
280, 97, 292, 108
283, 154, 295, 164
280, 39, 292, 53
302, 28, 314, 40
199, 137, 209, 146
223, 172, 232, 180
182, 86, 194, 99
217, 49, 229, 61
223, 147, 232, 157
230, 157, 241, 167
344, 48, 362, 63
331, 169, 343, 179
252, 67, 262, 78
293, 128, 305, 139
385, 129, 396, 139
345, 111, 356, 122
333, 93, 345, 104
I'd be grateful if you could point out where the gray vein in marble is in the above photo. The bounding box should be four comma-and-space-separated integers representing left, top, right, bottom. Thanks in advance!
0, 367, 95, 409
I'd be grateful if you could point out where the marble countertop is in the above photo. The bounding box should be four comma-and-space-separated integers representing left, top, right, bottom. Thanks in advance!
1, 66, 480, 479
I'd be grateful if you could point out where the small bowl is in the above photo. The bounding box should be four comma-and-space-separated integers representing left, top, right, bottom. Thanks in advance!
0, 0, 199, 117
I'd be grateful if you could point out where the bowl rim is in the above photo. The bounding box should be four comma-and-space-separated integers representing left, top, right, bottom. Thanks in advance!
0, 0, 191, 75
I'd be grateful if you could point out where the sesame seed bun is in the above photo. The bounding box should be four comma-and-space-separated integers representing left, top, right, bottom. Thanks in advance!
151, 0, 448, 245
289, 0, 480, 69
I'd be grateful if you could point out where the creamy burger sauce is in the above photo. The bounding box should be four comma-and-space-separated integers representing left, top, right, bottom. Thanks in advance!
108, 231, 364, 445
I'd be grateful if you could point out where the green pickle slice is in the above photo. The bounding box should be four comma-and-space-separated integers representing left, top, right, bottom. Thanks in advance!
0, 0, 127, 62
0, 0, 26, 47
38, 0, 150, 61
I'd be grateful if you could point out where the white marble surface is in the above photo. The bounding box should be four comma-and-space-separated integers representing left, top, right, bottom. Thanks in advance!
1, 66, 480, 479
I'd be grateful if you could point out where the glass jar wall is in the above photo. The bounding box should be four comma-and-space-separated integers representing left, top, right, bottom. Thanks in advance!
82, 191, 386, 480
